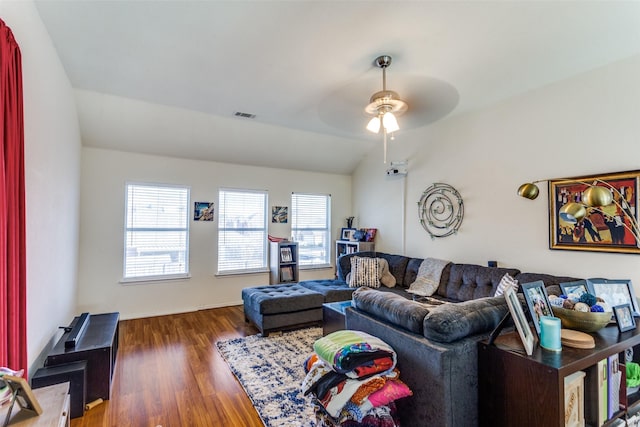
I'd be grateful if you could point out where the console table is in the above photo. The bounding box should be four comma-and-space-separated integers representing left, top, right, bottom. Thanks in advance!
478, 324, 640, 426
45, 312, 119, 403
0, 382, 70, 426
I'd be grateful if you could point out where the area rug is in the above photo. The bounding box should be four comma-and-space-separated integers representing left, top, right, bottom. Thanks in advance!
216, 327, 322, 427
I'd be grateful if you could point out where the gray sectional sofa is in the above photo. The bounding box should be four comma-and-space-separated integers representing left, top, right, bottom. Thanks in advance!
242, 251, 579, 426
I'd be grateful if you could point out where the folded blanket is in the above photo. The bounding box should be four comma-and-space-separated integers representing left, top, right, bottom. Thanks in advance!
317, 371, 399, 418
313, 330, 396, 377
302, 354, 347, 398
407, 257, 450, 296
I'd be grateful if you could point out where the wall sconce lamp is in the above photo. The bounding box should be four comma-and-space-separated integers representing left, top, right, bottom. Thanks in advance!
517, 178, 640, 248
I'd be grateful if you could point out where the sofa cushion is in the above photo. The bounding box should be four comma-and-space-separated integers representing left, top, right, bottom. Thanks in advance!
516, 272, 582, 296
298, 279, 354, 303
436, 264, 521, 301
352, 287, 431, 335
422, 296, 509, 343
338, 252, 411, 286
349, 256, 382, 288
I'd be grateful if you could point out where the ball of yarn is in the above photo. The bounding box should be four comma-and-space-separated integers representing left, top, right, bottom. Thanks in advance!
574, 302, 590, 312
563, 299, 575, 310
579, 293, 597, 307
590, 304, 605, 313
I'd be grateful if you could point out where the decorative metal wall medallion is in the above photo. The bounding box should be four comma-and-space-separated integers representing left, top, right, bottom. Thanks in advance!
418, 183, 464, 238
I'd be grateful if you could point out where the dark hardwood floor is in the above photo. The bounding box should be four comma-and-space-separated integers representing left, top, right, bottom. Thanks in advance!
70, 305, 263, 427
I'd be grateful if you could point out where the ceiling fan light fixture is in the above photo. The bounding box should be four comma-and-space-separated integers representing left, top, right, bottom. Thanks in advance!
382, 112, 399, 133
366, 116, 381, 133
364, 55, 408, 163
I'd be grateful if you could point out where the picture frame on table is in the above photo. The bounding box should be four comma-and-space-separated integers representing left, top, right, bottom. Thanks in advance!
560, 280, 589, 299
613, 304, 636, 333
505, 287, 535, 356
341, 228, 356, 241
521, 281, 553, 337
587, 278, 640, 316
2, 375, 43, 416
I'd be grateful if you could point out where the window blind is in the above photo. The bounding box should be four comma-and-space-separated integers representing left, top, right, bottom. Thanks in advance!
124, 183, 190, 281
218, 188, 268, 273
292, 193, 331, 267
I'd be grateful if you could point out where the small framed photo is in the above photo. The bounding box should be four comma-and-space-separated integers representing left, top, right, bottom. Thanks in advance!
521, 280, 554, 337
194, 202, 214, 221
2, 374, 43, 415
341, 228, 356, 241
613, 304, 636, 333
505, 287, 535, 356
560, 280, 589, 299
587, 278, 640, 316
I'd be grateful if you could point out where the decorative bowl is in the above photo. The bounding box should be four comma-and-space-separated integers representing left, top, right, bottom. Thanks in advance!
552, 307, 612, 333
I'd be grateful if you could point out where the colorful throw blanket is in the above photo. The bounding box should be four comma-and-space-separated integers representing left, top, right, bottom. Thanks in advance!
313, 330, 396, 378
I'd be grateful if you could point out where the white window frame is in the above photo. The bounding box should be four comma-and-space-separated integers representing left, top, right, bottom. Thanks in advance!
217, 188, 269, 275
122, 182, 190, 283
291, 192, 331, 269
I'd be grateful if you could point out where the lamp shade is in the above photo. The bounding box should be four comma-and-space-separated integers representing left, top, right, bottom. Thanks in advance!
366, 116, 381, 133
583, 186, 613, 208
382, 112, 399, 133
517, 183, 540, 200
559, 202, 587, 223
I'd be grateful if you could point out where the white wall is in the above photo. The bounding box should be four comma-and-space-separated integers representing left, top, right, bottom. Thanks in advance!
79, 148, 350, 319
354, 55, 640, 290
0, 1, 81, 371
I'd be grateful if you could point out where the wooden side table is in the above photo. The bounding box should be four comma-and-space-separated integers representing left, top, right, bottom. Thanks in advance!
0, 382, 70, 426
322, 301, 353, 336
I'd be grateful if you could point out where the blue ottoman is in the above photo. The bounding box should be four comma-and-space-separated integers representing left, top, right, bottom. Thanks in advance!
242, 283, 324, 336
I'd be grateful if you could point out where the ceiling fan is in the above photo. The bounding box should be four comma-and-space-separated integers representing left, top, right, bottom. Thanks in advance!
364, 55, 408, 163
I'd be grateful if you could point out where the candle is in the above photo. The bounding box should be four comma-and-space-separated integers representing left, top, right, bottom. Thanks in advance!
540, 316, 562, 351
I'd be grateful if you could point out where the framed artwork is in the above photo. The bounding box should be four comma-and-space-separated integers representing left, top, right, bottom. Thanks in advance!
613, 304, 636, 333
272, 206, 288, 223
2, 375, 43, 416
505, 287, 535, 356
521, 281, 553, 337
587, 278, 640, 316
341, 228, 356, 241
549, 170, 640, 254
364, 228, 377, 242
560, 280, 588, 299
194, 202, 214, 221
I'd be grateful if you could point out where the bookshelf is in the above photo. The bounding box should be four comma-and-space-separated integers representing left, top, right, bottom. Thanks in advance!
335, 240, 375, 265
478, 324, 640, 426
269, 241, 299, 284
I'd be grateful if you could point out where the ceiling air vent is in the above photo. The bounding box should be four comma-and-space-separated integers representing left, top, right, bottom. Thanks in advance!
234, 111, 256, 119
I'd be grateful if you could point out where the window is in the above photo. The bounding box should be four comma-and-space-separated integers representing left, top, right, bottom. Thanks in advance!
292, 193, 331, 268
218, 188, 268, 274
123, 183, 190, 281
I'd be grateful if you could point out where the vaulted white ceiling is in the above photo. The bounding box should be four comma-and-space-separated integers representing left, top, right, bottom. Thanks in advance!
35, 1, 640, 174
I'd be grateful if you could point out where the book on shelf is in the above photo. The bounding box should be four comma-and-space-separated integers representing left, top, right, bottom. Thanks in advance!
280, 266, 294, 282
608, 355, 622, 418
598, 358, 608, 426
280, 247, 292, 262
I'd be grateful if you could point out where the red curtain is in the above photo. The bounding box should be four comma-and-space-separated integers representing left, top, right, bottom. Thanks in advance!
0, 19, 26, 373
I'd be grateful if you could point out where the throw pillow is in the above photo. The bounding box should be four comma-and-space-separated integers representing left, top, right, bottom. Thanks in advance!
494, 273, 519, 297
378, 258, 396, 288
349, 256, 381, 289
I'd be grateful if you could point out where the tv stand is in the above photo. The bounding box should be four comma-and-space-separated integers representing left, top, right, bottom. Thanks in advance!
45, 312, 119, 402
